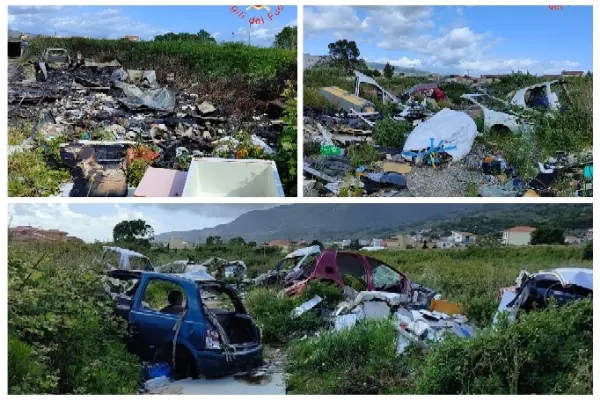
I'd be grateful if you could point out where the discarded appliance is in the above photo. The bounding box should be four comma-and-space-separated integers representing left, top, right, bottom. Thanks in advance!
96, 246, 154, 271
182, 158, 284, 197
106, 270, 263, 377
318, 87, 376, 114
402, 108, 477, 162
134, 167, 188, 197
494, 267, 593, 324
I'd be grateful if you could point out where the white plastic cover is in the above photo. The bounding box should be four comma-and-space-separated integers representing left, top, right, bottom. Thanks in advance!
402, 108, 477, 161
552, 267, 593, 290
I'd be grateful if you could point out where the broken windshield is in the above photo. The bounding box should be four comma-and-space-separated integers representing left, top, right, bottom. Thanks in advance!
367, 258, 404, 290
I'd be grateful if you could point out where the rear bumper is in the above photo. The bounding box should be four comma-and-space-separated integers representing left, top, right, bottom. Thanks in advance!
194, 344, 264, 377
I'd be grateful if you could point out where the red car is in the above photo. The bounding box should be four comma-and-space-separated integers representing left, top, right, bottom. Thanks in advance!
284, 249, 411, 297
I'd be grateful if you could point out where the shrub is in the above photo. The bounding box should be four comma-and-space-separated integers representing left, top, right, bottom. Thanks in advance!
285, 320, 413, 394
273, 82, 298, 196
439, 82, 472, 104
8, 335, 55, 394
8, 241, 142, 394
299, 280, 344, 308
372, 117, 412, 148
582, 241, 592, 260
304, 87, 335, 112
347, 142, 380, 169
413, 300, 592, 394
246, 288, 326, 344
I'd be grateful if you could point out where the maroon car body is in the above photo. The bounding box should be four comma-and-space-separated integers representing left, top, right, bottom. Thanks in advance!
284, 249, 411, 297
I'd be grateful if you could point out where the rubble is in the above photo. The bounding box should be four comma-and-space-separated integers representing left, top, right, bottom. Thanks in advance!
304, 72, 592, 197
8, 48, 287, 197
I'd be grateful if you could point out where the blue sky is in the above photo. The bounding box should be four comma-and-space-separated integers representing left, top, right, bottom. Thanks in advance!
304, 5, 592, 75
8, 204, 279, 242
8, 5, 297, 46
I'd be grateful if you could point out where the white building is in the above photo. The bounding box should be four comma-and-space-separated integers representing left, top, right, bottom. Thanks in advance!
450, 231, 477, 245
502, 226, 537, 246
168, 237, 189, 250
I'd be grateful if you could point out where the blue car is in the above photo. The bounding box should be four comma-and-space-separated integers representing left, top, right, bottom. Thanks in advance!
106, 270, 263, 378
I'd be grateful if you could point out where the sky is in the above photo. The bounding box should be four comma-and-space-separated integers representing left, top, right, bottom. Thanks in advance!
8, 5, 297, 46
304, 5, 593, 75
7, 204, 279, 243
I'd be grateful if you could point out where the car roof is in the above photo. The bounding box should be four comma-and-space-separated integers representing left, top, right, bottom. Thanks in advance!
551, 267, 593, 290
108, 269, 217, 284
102, 246, 147, 258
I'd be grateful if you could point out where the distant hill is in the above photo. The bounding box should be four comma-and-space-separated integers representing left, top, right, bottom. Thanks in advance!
8, 29, 22, 40
153, 204, 592, 244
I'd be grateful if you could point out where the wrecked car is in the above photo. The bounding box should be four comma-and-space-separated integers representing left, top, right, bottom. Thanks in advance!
494, 267, 593, 323
284, 249, 411, 297
462, 93, 534, 134
253, 245, 322, 286
97, 246, 154, 271
511, 80, 565, 111
107, 270, 263, 378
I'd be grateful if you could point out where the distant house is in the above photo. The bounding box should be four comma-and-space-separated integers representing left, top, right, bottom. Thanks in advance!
562, 70, 584, 77
450, 231, 477, 245
123, 35, 140, 42
340, 239, 352, 249
436, 238, 455, 249
502, 226, 537, 246
359, 239, 371, 247
544, 74, 563, 80
386, 235, 411, 250
168, 237, 188, 250
267, 240, 295, 252
8, 226, 80, 242
303, 53, 325, 69
585, 228, 593, 241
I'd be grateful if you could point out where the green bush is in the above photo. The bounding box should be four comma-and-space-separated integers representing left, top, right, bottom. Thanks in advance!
8, 334, 55, 394
8, 241, 142, 394
246, 287, 326, 344
299, 280, 344, 308
304, 87, 335, 112
372, 117, 412, 148
347, 142, 380, 169
273, 83, 297, 196
414, 300, 592, 394
439, 82, 472, 104
286, 320, 413, 394
582, 241, 592, 260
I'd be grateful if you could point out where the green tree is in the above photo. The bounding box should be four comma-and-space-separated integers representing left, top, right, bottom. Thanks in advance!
349, 239, 361, 250
372, 69, 381, 77
327, 39, 361, 72
206, 236, 223, 246
112, 219, 154, 247
154, 29, 216, 43
530, 227, 565, 245
273, 26, 297, 49
383, 62, 395, 79
229, 237, 246, 247
582, 241, 592, 260
309, 240, 324, 249
247, 241, 257, 248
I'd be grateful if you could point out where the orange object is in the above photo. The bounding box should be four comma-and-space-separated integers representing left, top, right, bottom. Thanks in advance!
430, 299, 464, 316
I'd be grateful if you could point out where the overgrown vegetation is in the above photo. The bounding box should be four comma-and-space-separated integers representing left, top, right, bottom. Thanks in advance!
8, 240, 141, 394
24, 37, 295, 83
347, 142, 380, 169
273, 83, 298, 196
286, 300, 592, 394
8, 128, 70, 197
372, 117, 411, 147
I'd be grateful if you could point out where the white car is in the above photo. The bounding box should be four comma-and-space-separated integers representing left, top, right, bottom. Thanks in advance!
462, 93, 534, 134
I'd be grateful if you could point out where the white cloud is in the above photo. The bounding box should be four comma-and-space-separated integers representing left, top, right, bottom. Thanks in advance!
8, 204, 159, 243
304, 6, 587, 75
8, 7, 165, 40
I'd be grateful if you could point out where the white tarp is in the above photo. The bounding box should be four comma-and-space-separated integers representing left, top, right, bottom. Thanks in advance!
402, 108, 477, 161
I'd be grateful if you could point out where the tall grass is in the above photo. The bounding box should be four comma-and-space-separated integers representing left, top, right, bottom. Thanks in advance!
24, 37, 296, 82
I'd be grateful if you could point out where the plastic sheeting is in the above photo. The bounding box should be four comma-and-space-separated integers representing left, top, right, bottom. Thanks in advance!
402, 108, 477, 161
